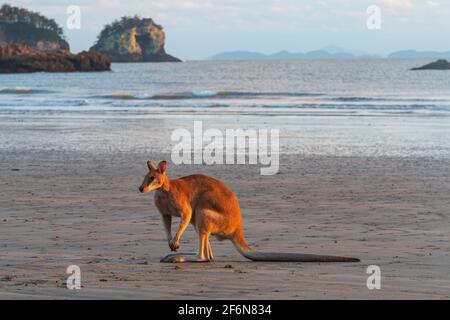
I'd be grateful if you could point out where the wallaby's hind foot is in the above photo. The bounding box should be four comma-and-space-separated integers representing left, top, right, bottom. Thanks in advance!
160, 253, 211, 263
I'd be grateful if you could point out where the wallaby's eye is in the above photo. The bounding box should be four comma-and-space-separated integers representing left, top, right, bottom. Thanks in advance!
149, 176, 154, 182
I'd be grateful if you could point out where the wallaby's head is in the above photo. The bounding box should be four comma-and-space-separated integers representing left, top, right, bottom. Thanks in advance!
139, 160, 168, 193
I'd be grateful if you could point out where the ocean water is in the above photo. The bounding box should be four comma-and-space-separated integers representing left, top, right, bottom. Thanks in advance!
1, 60, 450, 157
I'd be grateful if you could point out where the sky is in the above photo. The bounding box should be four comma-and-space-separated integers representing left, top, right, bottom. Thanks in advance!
4, 0, 450, 60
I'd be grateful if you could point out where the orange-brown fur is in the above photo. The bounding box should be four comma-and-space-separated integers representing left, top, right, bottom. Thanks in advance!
139, 161, 252, 262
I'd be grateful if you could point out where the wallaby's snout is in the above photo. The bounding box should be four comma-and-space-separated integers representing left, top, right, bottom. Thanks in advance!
139, 186, 144, 193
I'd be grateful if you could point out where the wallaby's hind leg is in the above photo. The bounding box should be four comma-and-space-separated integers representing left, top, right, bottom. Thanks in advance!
160, 233, 212, 263
206, 239, 214, 261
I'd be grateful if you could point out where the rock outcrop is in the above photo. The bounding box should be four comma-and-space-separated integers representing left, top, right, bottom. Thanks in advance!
0, 4, 110, 73
90, 16, 181, 62
0, 43, 110, 73
0, 4, 69, 51
411, 59, 450, 70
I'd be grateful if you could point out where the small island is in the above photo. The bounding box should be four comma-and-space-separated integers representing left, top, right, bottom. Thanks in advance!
90, 16, 181, 63
411, 59, 450, 70
0, 4, 110, 73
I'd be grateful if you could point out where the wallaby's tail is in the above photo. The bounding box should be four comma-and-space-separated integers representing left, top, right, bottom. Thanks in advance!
232, 228, 360, 263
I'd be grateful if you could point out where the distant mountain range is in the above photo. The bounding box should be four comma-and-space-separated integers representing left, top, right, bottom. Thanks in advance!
387, 50, 450, 59
209, 50, 379, 60
209, 47, 450, 60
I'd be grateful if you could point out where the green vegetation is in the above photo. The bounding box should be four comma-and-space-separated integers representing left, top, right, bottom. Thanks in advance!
0, 4, 64, 37
95, 15, 161, 43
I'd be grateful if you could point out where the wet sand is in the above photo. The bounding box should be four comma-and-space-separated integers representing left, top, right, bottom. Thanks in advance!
0, 117, 449, 299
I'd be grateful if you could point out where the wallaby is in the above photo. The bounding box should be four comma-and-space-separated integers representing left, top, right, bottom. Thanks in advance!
139, 160, 360, 263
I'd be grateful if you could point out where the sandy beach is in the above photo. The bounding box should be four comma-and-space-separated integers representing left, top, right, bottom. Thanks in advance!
1, 115, 449, 299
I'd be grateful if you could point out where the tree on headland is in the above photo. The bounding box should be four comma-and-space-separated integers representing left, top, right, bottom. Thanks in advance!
94, 15, 162, 45
0, 4, 64, 38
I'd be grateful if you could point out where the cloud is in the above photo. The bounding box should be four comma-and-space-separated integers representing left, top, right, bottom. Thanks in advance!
97, 0, 121, 9
381, 0, 413, 8
426, 0, 439, 7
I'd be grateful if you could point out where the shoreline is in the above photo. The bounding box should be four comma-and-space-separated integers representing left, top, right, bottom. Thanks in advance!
1, 114, 449, 159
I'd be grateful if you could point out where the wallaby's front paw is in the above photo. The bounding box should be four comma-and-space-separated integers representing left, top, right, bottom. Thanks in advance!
169, 238, 180, 252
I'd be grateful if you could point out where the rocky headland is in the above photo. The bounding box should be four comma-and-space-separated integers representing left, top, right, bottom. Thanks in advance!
0, 43, 110, 73
0, 4, 110, 73
0, 4, 68, 51
90, 16, 181, 62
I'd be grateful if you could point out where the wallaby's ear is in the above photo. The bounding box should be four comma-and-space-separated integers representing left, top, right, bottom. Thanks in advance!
158, 161, 168, 174
147, 161, 157, 172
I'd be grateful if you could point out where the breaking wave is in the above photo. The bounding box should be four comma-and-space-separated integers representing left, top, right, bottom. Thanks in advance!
89, 91, 324, 100
0, 87, 53, 94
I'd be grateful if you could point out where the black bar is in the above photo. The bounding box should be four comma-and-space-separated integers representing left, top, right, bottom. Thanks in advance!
0, 300, 446, 318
